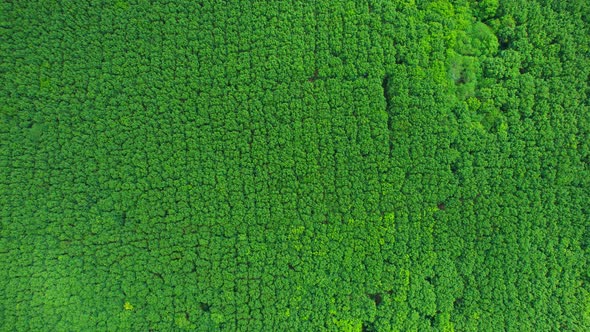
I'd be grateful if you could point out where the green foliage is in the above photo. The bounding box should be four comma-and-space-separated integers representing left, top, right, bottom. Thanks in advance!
472, 0, 499, 21
1, 0, 589, 331
448, 52, 480, 98
466, 22, 499, 56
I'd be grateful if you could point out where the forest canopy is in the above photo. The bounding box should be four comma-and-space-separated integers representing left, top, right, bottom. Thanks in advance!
1, 0, 589, 331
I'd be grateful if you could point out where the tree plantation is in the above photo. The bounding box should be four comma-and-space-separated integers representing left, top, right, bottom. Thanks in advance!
1, 0, 589, 331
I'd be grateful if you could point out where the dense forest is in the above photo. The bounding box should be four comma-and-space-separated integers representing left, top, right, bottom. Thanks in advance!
1, 0, 589, 330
